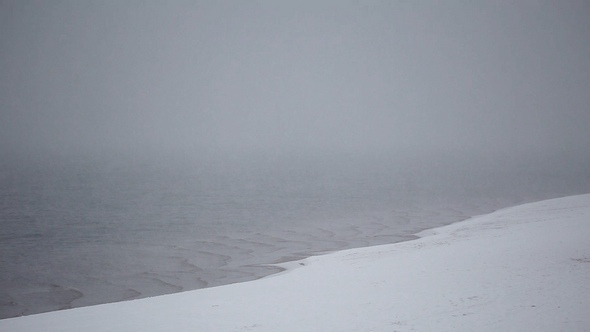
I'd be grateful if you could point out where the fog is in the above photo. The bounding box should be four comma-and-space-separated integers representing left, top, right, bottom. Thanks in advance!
1, 1, 589, 161
2, 1, 590, 318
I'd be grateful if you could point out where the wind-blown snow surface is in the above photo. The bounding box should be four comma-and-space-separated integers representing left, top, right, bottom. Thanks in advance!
2, 194, 589, 331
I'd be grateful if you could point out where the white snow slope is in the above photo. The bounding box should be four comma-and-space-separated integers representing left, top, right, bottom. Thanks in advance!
2, 194, 589, 331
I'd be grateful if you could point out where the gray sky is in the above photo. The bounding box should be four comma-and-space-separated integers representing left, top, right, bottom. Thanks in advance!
1, 0, 589, 158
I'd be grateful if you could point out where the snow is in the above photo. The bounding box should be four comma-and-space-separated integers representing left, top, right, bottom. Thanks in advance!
2, 194, 589, 331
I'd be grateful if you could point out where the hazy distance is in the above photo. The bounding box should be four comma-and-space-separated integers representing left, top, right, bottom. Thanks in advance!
1, 1, 589, 161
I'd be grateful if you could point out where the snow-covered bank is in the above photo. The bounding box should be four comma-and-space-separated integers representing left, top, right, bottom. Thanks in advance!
2, 194, 589, 331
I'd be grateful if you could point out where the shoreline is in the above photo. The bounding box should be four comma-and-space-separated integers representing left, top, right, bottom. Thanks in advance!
2, 193, 589, 331
2, 198, 518, 319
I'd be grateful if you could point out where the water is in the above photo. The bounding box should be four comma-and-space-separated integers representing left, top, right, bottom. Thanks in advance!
1, 150, 588, 318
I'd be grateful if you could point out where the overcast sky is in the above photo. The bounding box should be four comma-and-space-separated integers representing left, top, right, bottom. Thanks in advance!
1, 0, 589, 158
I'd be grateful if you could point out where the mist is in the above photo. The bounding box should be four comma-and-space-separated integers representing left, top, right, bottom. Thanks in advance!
3, 1, 590, 318
1, 1, 589, 161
